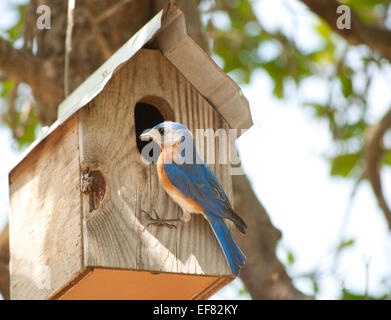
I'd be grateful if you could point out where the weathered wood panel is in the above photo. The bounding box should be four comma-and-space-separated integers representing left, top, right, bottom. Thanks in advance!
79, 49, 233, 276
9, 115, 83, 300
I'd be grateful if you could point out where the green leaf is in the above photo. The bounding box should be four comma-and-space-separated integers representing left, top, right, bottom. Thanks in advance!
338, 71, 353, 98
382, 149, 391, 166
315, 19, 332, 39
330, 152, 361, 177
0, 79, 14, 98
309, 48, 335, 64
311, 277, 319, 295
343, 0, 387, 24
341, 288, 387, 300
2, 102, 39, 151
263, 59, 286, 99
239, 286, 248, 295
305, 103, 334, 120
6, 4, 27, 44
339, 119, 367, 140
337, 238, 355, 251
287, 251, 295, 265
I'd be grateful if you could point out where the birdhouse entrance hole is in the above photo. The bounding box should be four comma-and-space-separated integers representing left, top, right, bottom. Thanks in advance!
134, 96, 174, 162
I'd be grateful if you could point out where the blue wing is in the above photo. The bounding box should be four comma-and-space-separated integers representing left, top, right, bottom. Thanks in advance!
163, 160, 246, 231
163, 160, 246, 275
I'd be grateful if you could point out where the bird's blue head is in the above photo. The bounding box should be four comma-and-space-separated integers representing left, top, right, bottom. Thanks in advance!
140, 121, 193, 149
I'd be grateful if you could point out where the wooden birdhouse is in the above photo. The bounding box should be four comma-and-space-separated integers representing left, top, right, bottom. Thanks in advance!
8, 5, 252, 300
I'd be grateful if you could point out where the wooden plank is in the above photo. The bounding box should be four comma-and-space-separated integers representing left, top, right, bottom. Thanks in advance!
78, 92, 142, 269
79, 48, 233, 276
9, 115, 83, 300
55, 267, 232, 300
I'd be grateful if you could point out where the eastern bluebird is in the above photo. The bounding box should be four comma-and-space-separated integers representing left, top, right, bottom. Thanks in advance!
140, 121, 246, 276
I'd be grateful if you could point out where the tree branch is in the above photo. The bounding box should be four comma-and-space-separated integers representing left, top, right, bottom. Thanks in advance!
0, 38, 63, 124
95, 0, 136, 24
84, 6, 113, 60
300, 0, 391, 63
0, 225, 9, 300
300, 0, 391, 229
363, 108, 391, 230
5, 81, 19, 138
233, 175, 310, 299
64, 0, 76, 97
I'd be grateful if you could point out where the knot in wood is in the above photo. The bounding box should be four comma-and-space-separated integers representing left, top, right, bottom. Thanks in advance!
81, 168, 106, 212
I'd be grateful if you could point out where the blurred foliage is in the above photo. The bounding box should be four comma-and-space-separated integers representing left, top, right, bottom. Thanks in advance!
1, 0, 391, 299
201, 0, 391, 183
341, 0, 390, 24
5, 3, 27, 45
0, 1, 37, 150
340, 288, 387, 300
199, 0, 391, 299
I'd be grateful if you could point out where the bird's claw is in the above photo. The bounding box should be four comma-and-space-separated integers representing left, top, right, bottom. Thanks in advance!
141, 209, 178, 229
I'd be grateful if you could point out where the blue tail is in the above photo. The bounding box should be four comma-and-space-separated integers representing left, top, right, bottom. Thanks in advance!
206, 212, 246, 276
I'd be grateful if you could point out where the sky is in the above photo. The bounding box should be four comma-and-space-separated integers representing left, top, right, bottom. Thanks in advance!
1, 0, 391, 300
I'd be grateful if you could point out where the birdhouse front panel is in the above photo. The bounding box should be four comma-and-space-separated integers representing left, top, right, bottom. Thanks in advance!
9, 49, 237, 300
78, 48, 233, 274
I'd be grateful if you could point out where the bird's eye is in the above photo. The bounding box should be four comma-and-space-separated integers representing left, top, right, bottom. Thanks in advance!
158, 127, 164, 135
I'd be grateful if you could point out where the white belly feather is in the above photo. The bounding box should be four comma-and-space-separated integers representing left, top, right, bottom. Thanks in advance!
164, 187, 203, 222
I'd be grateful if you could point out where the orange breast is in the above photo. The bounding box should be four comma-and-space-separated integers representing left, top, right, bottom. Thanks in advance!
157, 147, 204, 213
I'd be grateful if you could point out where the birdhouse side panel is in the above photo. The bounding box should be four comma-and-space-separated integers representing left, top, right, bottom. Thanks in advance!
78, 49, 233, 276
9, 115, 83, 299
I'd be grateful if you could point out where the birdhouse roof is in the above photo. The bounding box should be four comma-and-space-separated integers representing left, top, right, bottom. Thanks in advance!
10, 4, 252, 172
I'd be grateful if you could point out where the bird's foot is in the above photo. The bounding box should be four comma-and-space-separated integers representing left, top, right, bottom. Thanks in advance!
141, 209, 180, 229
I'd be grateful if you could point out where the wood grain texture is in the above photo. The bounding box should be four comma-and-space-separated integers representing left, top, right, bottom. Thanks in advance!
79, 48, 233, 276
9, 115, 83, 300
